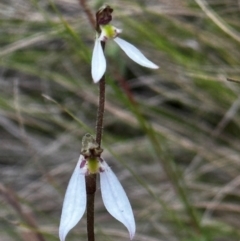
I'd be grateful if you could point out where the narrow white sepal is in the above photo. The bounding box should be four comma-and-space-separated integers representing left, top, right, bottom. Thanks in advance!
100, 160, 136, 240
91, 39, 106, 83
59, 155, 86, 241
114, 37, 159, 69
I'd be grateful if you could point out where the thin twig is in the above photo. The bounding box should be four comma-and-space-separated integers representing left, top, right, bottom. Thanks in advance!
85, 42, 106, 241
76, 1, 98, 240
78, 0, 95, 29
0, 184, 46, 241
194, 0, 240, 43
227, 78, 240, 84
86, 174, 97, 241
95, 52, 106, 146
115, 73, 136, 105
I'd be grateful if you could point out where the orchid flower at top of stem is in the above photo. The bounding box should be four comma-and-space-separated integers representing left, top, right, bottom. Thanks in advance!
91, 24, 159, 83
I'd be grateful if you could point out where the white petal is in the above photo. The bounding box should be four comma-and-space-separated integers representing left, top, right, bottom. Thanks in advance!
91, 39, 106, 83
59, 155, 87, 241
100, 160, 136, 239
114, 37, 159, 69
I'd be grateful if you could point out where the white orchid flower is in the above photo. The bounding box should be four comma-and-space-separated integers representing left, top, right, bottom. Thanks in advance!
91, 24, 159, 83
59, 154, 135, 241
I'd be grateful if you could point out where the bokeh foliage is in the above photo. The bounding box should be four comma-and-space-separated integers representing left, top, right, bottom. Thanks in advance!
1, 0, 240, 241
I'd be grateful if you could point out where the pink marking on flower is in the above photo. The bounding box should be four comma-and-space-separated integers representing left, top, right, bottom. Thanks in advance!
102, 36, 108, 42
80, 160, 86, 169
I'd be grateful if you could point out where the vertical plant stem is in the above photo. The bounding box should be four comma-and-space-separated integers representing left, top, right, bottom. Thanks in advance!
82, 4, 110, 240
95, 59, 106, 146
86, 174, 96, 241
78, 0, 95, 29
86, 42, 106, 241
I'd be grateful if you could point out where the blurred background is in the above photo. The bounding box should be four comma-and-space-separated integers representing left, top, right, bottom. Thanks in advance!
1, 0, 240, 240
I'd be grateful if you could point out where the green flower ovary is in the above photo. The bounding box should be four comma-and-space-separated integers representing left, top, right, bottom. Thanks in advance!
87, 158, 100, 174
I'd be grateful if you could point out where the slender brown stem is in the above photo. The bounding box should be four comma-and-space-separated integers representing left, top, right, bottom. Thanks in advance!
95, 78, 105, 146
79, 4, 110, 240
227, 77, 240, 84
85, 41, 106, 241
78, 0, 95, 29
95, 53, 106, 146
86, 174, 97, 241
